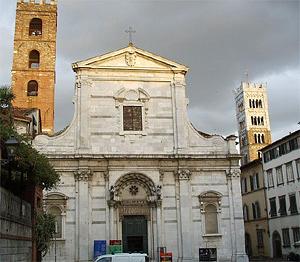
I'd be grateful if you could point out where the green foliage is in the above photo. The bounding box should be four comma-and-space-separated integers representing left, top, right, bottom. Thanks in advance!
0, 86, 59, 190
13, 140, 60, 190
35, 212, 56, 257
0, 86, 15, 141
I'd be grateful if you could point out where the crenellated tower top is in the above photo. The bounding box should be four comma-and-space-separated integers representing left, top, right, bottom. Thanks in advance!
18, 0, 57, 5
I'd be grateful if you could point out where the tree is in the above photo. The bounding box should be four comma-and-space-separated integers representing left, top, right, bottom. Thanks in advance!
35, 212, 56, 258
0, 86, 15, 141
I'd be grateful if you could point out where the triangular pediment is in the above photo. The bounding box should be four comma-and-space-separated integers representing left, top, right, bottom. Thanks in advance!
72, 45, 188, 74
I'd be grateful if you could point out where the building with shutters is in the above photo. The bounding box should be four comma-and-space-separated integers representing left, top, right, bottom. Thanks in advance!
33, 44, 249, 262
261, 130, 300, 259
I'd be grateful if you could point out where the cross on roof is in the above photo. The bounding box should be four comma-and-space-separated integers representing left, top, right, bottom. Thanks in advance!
125, 26, 136, 45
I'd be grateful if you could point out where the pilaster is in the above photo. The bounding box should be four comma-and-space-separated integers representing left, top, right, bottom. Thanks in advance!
74, 169, 93, 261
175, 169, 193, 261
226, 169, 249, 262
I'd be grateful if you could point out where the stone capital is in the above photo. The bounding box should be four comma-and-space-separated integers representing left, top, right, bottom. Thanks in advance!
226, 168, 241, 179
74, 169, 93, 182
107, 200, 119, 208
176, 169, 191, 180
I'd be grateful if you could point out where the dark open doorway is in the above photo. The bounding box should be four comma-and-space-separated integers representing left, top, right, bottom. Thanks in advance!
122, 215, 148, 253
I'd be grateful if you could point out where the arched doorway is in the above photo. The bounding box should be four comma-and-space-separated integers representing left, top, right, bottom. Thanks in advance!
245, 232, 252, 257
272, 231, 282, 258
109, 173, 161, 256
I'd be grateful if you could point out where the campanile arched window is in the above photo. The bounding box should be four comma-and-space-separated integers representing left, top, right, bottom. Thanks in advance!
29, 50, 40, 68
27, 80, 38, 96
29, 18, 42, 36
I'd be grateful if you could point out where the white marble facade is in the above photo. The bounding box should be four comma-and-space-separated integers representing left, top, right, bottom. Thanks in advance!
34, 45, 248, 262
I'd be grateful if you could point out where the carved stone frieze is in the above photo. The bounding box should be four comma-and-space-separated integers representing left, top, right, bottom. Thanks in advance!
74, 169, 93, 182
118, 199, 151, 220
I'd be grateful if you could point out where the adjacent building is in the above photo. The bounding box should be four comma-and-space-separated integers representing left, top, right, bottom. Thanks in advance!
261, 130, 300, 258
13, 107, 42, 137
240, 159, 270, 258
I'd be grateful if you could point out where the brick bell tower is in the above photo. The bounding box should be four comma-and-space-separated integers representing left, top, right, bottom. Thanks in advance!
11, 0, 57, 134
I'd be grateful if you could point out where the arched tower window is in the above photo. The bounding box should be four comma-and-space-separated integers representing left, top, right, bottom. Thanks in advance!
261, 134, 265, 144
29, 18, 42, 36
29, 50, 40, 68
252, 100, 255, 108
249, 99, 252, 108
261, 117, 264, 125
254, 134, 257, 143
254, 117, 257, 125
27, 80, 38, 96
256, 100, 259, 108
258, 134, 261, 144
257, 116, 261, 125
48, 206, 62, 238
259, 100, 263, 108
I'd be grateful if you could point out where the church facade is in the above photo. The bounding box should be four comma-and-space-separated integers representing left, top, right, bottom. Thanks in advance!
34, 45, 248, 262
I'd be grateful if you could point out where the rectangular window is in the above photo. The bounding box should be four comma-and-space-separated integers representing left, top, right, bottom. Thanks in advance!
276, 166, 284, 185
296, 159, 300, 179
263, 152, 270, 163
286, 162, 294, 183
292, 227, 300, 243
274, 147, 280, 158
289, 194, 298, 214
282, 228, 291, 247
252, 203, 257, 219
250, 176, 254, 191
279, 195, 287, 216
289, 138, 299, 151
123, 106, 142, 131
269, 197, 277, 217
267, 169, 274, 188
279, 143, 286, 156
241, 178, 247, 194
255, 173, 259, 189
257, 229, 264, 248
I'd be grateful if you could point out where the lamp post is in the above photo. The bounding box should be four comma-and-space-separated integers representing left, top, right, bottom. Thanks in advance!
5, 135, 19, 160
1, 136, 19, 185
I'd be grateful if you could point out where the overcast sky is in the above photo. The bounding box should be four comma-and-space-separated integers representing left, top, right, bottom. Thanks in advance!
0, 0, 299, 141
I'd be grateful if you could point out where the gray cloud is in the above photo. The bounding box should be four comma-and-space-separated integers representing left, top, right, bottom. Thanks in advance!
0, 0, 299, 140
